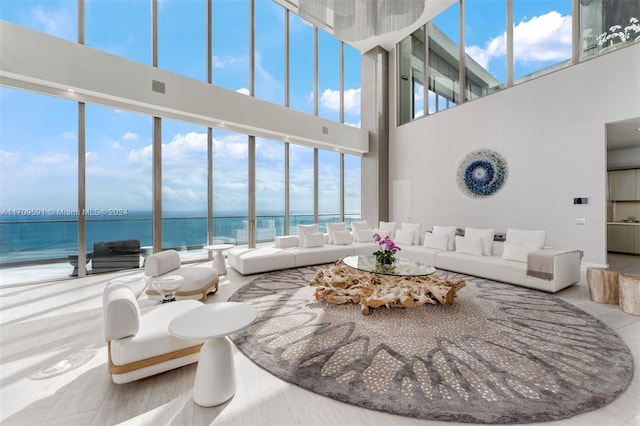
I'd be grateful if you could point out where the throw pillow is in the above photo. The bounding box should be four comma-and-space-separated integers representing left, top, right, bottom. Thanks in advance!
351, 221, 370, 231
502, 241, 542, 263
432, 225, 457, 250
423, 232, 449, 251
455, 235, 484, 256
464, 227, 495, 256
297, 224, 319, 247
354, 228, 374, 242
506, 229, 546, 248
326, 222, 346, 244
378, 221, 397, 238
302, 232, 324, 248
394, 229, 415, 245
401, 222, 421, 245
332, 230, 353, 245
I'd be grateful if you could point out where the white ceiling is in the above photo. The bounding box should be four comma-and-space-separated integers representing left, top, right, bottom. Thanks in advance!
275, 0, 456, 52
607, 117, 640, 150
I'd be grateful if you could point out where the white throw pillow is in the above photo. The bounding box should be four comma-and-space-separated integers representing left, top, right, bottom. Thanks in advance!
464, 227, 495, 256
350, 221, 369, 231
297, 224, 319, 247
455, 235, 484, 256
401, 222, 421, 245
432, 225, 457, 251
502, 241, 542, 262
423, 232, 449, 251
326, 222, 346, 244
332, 230, 353, 245
302, 232, 325, 248
506, 229, 546, 248
354, 228, 374, 242
394, 229, 415, 246
378, 221, 397, 239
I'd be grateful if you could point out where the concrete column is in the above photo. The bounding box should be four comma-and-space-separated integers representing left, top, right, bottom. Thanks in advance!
360, 46, 389, 226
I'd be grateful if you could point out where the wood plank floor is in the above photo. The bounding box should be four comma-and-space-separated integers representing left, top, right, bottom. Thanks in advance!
1, 260, 638, 426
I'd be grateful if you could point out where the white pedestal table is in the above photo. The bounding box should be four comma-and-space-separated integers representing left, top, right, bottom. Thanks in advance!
168, 302, 257, 406
203, 243, 235, 275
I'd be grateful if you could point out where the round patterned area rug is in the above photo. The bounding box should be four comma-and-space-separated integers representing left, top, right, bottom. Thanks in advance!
228, 265, 634, 424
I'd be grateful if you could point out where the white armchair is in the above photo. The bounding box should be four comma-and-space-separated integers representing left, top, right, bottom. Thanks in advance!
145, 250, 219, 302
103, 284, 204, 384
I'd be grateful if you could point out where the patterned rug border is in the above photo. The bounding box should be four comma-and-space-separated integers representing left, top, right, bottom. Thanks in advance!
229, 265, 634, 424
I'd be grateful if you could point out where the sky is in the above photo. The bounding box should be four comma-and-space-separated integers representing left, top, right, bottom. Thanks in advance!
1, 0, 574, 216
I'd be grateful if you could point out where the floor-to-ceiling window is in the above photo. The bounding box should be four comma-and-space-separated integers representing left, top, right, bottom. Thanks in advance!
255, 0, 285, 105
318, 150, 340, 231
161, 120, 208, 259
318, 29, 341, 122
289, 145, 315, 233
344, 153, 362, 227
212, 0, 249, 93
158, 0, 207, 81
255, 138, 285, 244
289, 13, 314, 114
0, 88, 78, 279
85, 0, 150, 64
343, 43, 362, 128
85, 106, 153, 271
213, 130, 248, 246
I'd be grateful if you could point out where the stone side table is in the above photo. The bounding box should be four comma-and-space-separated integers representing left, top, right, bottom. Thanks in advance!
586, 267, 619, 304
618, 274, 640, 316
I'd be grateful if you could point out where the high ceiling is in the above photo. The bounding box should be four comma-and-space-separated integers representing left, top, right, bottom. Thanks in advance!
274, 0, 456, 52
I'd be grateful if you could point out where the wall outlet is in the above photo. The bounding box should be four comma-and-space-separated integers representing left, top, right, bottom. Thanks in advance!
576, 218, 586, 225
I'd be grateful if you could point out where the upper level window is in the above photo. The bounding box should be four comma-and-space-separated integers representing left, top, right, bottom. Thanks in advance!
0, 0, 77, 42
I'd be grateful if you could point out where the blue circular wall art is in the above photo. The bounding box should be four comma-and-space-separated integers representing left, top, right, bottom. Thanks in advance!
456, 149, 508, 198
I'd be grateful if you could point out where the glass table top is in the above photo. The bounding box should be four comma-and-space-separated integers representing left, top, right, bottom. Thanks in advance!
342, 255, 436, 277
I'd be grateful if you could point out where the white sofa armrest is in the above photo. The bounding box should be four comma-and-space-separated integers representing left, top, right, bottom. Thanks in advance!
103, 285, 140, 341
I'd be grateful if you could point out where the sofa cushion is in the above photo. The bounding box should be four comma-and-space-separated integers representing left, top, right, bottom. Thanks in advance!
506, 229, 546, 247
297, 224, 319, 247
398, 245, 440, 265
464, 227, 495, 255
401, 222, 421, 245
354, 228, 374, 242
303, 232, 325, 248
424, 232, 449, 251
502, 241, 541, 263
292, 245, 355, 267
377, 221, 397, 239
395, 229, 415, 246
275, 235, 299, 248
455, 235, 484, 256
326, 222, 346, 244
333, 230, 353, 245
432, 225, 456, 250
351, 220, 370, 231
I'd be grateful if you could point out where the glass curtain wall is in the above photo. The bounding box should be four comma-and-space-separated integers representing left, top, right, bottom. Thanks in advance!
85, 105, 153, 271
580, 0, 640, 60
0, 0, 362, 285
344, 154, 362, 227
161, 120, 208, 259
212, 130, 249, 246
428, 2, 460, 116
255, 138, 285, 244
0, 88, 78, 279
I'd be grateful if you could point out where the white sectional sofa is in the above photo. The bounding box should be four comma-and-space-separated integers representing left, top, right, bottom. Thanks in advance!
227, 222, 582, 293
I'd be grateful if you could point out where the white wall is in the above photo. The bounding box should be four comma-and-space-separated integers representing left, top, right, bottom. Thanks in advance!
389, 44, 640, 266
0, 21, 368, 154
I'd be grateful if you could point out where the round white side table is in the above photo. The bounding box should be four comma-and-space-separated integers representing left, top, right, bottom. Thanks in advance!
168, 302, 257, 407
203, 244, 234, 275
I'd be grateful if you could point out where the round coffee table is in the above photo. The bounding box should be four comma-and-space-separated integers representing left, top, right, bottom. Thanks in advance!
169, 302, 258, 406
203, 244, 235, 275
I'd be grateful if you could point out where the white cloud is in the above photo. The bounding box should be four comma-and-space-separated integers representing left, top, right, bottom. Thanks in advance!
0, 150, 18, 163
212, 56, 225, 69
85, 152, 98, 163
112, 142, 121, 149
318, 88, 361, 115
236, 87, 250, 96
32, 153, 73, 165
466, 11, 571, 68
123, 131, 138, 141
127, 144, 153, 164
31, 6, 74, 40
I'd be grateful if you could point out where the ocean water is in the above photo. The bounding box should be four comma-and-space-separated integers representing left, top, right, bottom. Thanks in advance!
0, 211, 358, 266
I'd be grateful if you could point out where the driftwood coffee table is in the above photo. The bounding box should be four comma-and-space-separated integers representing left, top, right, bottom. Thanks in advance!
310, 255, 466, 315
